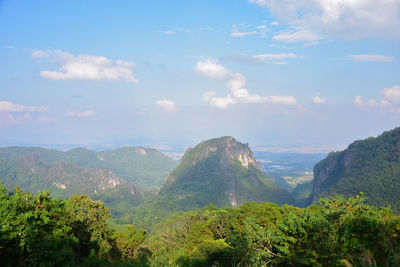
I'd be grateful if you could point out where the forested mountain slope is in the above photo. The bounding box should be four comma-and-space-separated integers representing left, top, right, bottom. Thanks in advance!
0, 153, 145, 217
312, 126, 400, 212
160, 136, 294, 208
131, 137, 295, 228
0, 146, 177, 189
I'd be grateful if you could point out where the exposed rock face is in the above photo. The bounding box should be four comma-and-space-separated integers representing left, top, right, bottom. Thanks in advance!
312, 140, 370, 202
159, 136, 295, 211
53, 182, 66, 189
311, 127, 400, 212
135, 148, 147, 155
312, 151, 344, 202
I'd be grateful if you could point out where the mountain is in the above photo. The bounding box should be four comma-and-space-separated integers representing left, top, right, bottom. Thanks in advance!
312, 126, 400, 212
161, 136, 295, 207
0, 153, 145, 217
131, 137, 295, 228
0, 146, 178, 189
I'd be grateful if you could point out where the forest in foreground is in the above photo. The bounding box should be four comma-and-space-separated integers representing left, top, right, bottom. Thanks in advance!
1, 184, 399, 266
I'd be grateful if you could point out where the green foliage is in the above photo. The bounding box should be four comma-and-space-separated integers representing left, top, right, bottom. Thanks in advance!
114, 225, 147, 259
1, 184, 399, 266
66, 195, 117, 259
140, 195, 400, 266
0, 185, 148, 266
313, 126, 400, 212
0, 185, 75, 266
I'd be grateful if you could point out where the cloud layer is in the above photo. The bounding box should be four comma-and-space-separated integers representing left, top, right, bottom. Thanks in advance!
196, 59, 297, 109
313, 95, 326, 104
348, 54, 395, 62
230, 24, 269, 38
67, 109, 95, 118
355, 86, 400, 113
220, 53, 298, 65
195, 59, 231, 79
250, 0, 400, 41
33, 50, 138, 83
0, 101, 51, 124
156, 99, 177, 111
0, 101, 49, 112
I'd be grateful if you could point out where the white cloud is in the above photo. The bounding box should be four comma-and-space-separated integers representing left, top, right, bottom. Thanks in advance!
354, 96, 378, 108
156, 99, 177, 111
195, 59, 231, 79
67, 109, 94, 118
35, 116, 58, 123
33, 50, 138, 83
230, 24, 269, 38
250, 0, 400, 40
253, 53, 297, 61
383, 86, 400, 102
203, 91, 216, 101
32, 50, 48, 58
0, 113, 57, 124
349, 54, 394, 62
231, 30, 258, 37
0, 101, 49, 112
313, 95, 326, 104
0, 113, 30, 124
367, 99, 378, 106
354, 96, 363, 107
273, 28, 323, 44
160, 30, 176, 35
220, 53, 298, 65
197, 60, 297, 109
3, 45, 16, 49
355, 86, 400, 113
203, 93, 236, 109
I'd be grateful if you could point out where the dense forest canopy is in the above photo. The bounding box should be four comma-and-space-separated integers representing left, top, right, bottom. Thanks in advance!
1, 185, 399, 266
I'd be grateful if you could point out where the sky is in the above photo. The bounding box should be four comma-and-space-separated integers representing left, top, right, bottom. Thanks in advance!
1, 0, 400, 152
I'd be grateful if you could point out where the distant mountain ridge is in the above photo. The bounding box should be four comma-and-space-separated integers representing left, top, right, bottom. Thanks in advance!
0, 146, 178, 189
0, 153, 145, 217
312, 126, 400, 212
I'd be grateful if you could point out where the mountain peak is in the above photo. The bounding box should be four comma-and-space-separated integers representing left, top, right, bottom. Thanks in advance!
159, 136, 294, 211
184, 136, 256, 169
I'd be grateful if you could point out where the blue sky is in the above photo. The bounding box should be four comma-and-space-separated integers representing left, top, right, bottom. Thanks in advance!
1, 0, 399, 152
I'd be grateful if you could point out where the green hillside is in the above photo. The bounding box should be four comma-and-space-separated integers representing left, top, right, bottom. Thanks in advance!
130, 137, 295, 228
0, 153, 145, 217
312, 126, 400, 212
0, 146, 177, 189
